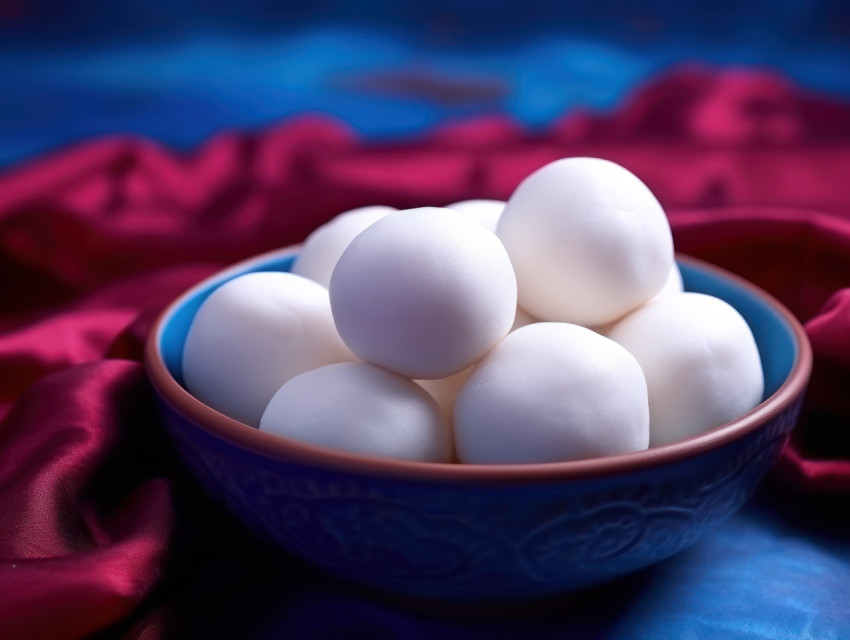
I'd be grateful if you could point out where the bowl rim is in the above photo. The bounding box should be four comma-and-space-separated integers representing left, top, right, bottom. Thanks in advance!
144, 247, 812, 484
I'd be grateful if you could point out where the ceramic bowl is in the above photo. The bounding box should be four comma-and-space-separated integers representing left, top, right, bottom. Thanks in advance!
145, 248, 811, 600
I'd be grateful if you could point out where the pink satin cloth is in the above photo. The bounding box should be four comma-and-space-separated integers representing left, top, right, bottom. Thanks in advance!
1, 68, 850, 638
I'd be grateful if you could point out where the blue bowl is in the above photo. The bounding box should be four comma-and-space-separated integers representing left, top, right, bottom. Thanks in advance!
145, 248, 811, 600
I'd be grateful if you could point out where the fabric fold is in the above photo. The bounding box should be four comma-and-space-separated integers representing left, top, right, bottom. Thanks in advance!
0, 362, 173, 640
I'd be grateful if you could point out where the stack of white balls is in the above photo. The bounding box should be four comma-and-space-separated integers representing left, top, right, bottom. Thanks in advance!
182, 158, 764, 465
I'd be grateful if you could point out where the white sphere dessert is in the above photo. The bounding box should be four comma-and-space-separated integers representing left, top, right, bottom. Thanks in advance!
447, 199, 505, 233
496, 157, 674, 327
607, 292, 764, 447
329, 207, 518, 379
292, 205, 396, 288
260, 362, 453, 463
454, 323, 649, 464
183, 272, 355, 427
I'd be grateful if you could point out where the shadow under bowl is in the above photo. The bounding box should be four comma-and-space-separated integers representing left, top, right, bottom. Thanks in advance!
145, 248, 811, 600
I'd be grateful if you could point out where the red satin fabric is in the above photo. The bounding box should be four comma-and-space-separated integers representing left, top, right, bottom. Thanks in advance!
2, 68, 850, 638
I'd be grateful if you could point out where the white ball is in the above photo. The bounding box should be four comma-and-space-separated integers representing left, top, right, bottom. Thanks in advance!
454, 323, 649, 464
330, 207, 518, 379
447, 199, 505, 233
607, 292, 764, 447
496, 157, 674, 326
260, 363, 453, 462
292, 206, 396, 288
183, 272, 355, 427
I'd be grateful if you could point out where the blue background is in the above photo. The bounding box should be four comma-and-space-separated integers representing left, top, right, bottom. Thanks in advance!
2, 1, 850, 167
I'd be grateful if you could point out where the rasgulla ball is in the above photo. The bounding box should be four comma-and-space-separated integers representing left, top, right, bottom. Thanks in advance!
447, 199, 505, 233
496, 157, 674, 327
607, 292, 764, 447
329, 207, 517, 379
260, 363, 452, 462
292, 205, 396, 288
454, 323, 649, 464
183, 272, 355, 427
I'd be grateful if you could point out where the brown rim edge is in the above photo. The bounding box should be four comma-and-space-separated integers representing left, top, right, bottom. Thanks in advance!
144, 250, 813, 484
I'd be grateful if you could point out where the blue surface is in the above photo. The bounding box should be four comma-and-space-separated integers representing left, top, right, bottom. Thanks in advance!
255, 492, 850, 640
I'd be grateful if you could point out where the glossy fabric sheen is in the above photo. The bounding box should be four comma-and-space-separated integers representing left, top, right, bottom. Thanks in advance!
1, 70, 849, 638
